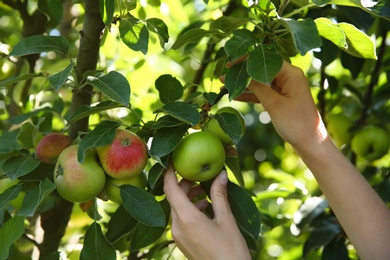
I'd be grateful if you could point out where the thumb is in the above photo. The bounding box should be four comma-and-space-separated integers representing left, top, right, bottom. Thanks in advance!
248, 80, 281, 111
210, 171, 234, 222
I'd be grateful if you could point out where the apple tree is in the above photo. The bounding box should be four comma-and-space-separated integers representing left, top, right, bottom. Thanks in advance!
0, 0, 390, 259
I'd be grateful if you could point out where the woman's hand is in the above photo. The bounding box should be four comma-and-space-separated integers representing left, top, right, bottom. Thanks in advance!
223, 60, 327, 154
163, 165, 250, 260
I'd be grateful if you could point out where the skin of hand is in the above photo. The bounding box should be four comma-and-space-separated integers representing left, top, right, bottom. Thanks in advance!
223, 59, 390, 259
163, 165, 251, 260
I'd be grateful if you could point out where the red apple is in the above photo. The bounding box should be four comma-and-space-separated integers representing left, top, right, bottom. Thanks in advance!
36, 133, 73, 163
54, 145, 106, 203
96, 129, 148, 179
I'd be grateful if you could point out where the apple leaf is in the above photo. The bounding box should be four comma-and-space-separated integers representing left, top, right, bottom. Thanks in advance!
209, 16, 249, 34
48, 61, 74, 91
314, 17, 347, 49
80, 222, 116, 260
156, 101, 200, 126
3, 155, 41, 179
152, 115, 185, 129
227, 182, 261, 240
224, 151, 245, 187
146, 18, 170, 48
17, 178, 56, 217
0, 184, 22, 212
224, 29, 256, 61
65, 100, 124, 126
0, 73, 45, 87
78, 120, 121, 163
147, 163, 165, 192
155, 74, 183, 104
9, 35, 69, 56
119, 17, 149, 54
129, 200, 170, 251
37, 0, 63, 29
121, 185, 166, 227
214, 113, 244, 144
87, 71, 131, 106
149, 124, 188, 159
224, 61, 250, 101
0, 216, 25, 260
279, 18, 323, 55
99, 0, 115, 27
247, 44, 283, 85
171, 28, 226, 50
106, 205, 138, 243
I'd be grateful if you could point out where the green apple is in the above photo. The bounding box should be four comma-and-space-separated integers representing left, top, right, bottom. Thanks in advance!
104, 172, 147, 204
36, 133, 73, 163
326, 113, 354, 148
54, 145, 106, 203
172, 131, 225, 182
351, 125, 390, 161
96, 129, 148, 179
203, 106, 246, 145
0, 177, 26, 209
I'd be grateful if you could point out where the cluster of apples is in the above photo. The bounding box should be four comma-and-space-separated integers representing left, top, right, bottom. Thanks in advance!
327, 113, 390, 162
36, 129, 148, 204
172, 106, 245, 182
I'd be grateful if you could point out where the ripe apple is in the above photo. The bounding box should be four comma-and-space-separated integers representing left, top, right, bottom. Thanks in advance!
54, 145, 106, 203
104, 172, 147, 204
0, 177, 26, 209
203, 106, 246, 145
172, 131, 225, 182
96, 129, 148, 179
36, 133, 73, 163
326, 113, 354, 148
351, 125, 390, 161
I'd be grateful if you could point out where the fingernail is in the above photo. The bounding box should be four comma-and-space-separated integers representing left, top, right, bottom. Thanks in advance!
219, 171, 228, 186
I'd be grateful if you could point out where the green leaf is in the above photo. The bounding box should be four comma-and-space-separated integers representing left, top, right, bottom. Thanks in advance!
149, 124, 188, 158
38, 0, 63, 29
227, 182, 261, 240
247, 44, 283, 85
119, 18, 149, 54
129, 200, 170, 251
48, 61, 74, 91
9, 35, 69, 56
156, 102, 200, 126
171, 28, 226, 50
224, 152, 245, 187
0, 184, 22, 212
314, 17, 347, 49
65, 100, 124, 125
17, 122, 36, 149
210, 16, 249, 34
100, 0, 115, 26
87, 71, 131, 106
147, 163, 165, 191
327, 0, 390, 21
0, 216, 25, 260
322, 236, 350, 260
106, 205, 138, 243
80, 222, 116, 260
0, 136, 20, 160
155, 74, 183, 104
146, 18, 169, 48
121, 185, 166, 227
3, 155, 41, 179
280, 18, 323, 55
0, 73, 45, 88
17, 178, 55, 217
214, 112, 244, 144
225, 61, 250, 101
338, 22, 377, 59
224, 29, 256, 61
78, 120, 121, 163
152, 115, 185, 129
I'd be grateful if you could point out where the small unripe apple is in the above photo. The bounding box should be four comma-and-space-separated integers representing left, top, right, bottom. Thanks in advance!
54, 145, 106, 203
326, 113, 354, 148
0, 177, 26, 209
96, 129, 148, 179
351, 125, 390, 161
36, 133, 73, 163
203, 106, 246, 145
104, 172, 147, 204
172, 131, 225, 182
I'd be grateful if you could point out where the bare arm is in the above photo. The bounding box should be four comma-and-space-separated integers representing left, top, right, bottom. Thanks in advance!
233, 61, 390, 259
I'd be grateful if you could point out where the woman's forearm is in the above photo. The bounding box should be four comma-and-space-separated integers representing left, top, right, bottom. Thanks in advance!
295, 136, 390, 259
